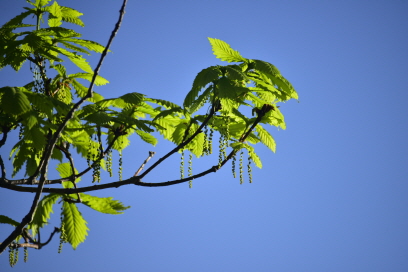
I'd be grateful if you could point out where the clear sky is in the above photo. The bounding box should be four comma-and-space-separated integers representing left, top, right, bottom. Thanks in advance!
1, 0, 408, 271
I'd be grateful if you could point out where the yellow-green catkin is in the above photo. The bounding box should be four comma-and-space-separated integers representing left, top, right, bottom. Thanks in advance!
218, 133, 224, 167
203, 126, 209, 156
248, 155, 253, 183
180, 150, 185, 179
18, 124, 23, 140
208, 120, 214, 155
106, 150, 113, 177
188, 153, 193, 188
9, 247, 15, 267
232, 154, 237, 178
223, 116, 230, 161
13, 247, 19, 266
118, 150, 123, 181
86, 138, 92, 167
92, 157, 101, 183
58, 208, 66, 254
24, 247, 28, 263
239, 150, 244, 184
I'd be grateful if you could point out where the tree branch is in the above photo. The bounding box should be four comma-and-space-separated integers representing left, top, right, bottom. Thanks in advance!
0, 125, 10, 148
0, 155, 5, 179
4, 227, 60, 250
0, 104, 271, 194
1, 132, 121, 186
0, 0, 128, 254
139, 103, 217, 179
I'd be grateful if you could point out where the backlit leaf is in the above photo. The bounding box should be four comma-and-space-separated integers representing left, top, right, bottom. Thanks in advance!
136, 130, 158, 146
80, 194, 130, 214
256, 124, 276, 152
208, 38, 246, 63
62, 201, 89, 249
0, 87, 31, 115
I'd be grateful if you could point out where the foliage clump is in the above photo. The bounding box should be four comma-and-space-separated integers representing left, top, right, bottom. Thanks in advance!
0, 0, 297, 265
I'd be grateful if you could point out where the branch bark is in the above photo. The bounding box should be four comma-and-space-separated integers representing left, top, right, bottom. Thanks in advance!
0, 104, 269, 194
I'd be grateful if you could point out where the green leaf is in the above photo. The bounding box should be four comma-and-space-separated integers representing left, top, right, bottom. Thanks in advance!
59, 41, 90, 55
248, 149, 262, 168
0, 215, 19, 227
136, 130, 158, 146
252, 59, 281, 77
30, 194, 61, 236
273, 75, 298, 100
60, 6, 84, 27
187, 123, 205, 157
68, 73, 109, 86
172, 122, 188, 145
56, 162, 72, 179
152, 107, 183, 122
0, 87, 31, 115
47, 1, 62, 27
68, 55, 93, 73
80, 194, 130, 214
256, 124, 276, 152
51, 64, 67, 77
111, 134, 130, 151
34, 0, 51, 8
146, 97, 180, 109
0, 10, 34, 29
56, 162, 80, 188
223, 65, 247, 81
208, 38, 246, 63
23, 125, 46, 150
84, 111, 112, 125
67, 39, 106, 53
119, 92, 145, 105
62, 201, 89, 249
183, 66, 220, 109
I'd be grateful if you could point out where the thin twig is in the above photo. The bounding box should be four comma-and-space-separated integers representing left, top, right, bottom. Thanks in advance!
58, 143, 81, 202
4, 227, 60, 250
134, 151, 156, 176
2, 132, 121, 186
0, 155, 5, 179
0, 126, 9, 148
139, 103, 217, 179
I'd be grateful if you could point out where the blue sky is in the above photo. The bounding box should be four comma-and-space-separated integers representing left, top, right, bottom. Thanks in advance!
1, 0, 408, 271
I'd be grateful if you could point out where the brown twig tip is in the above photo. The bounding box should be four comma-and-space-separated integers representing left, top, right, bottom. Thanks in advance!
134, 151, 156, 176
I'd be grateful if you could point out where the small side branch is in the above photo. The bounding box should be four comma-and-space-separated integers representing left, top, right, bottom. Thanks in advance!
134, 151, 156, 176
0, 155, 5, 179
5, 227, 60, 250
3, 132, 121, 186
139, 103, 217, 179
57, 143, 81, 203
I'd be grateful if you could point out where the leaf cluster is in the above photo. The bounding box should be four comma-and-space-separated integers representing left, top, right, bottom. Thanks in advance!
0, 1, 298, 259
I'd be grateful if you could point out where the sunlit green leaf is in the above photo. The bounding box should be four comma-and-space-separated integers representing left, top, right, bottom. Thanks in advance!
30, 193, 61, 236
136, 130, 158, 146
256, 124, 276, 152
0, 87, 31, 115
80, 194, 130, 214
208, 38, 246, 63
68, 55, 93, 73
62, 201, 89, 249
